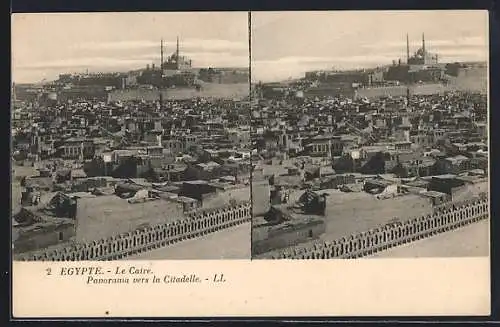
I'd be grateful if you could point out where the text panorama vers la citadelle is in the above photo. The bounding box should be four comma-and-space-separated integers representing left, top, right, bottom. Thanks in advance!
45, 266, 227, 285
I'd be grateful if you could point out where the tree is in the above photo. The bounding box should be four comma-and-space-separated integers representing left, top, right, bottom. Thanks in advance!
332, 154, 354, 173
139, 167, 158, 182
360, 152, 385, 174
111, 157, 138, 178
83, 157, 104, 177
391, 162, 408, 178
390, 155, 407, 178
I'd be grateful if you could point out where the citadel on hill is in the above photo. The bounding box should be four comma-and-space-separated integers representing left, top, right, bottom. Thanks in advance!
13, 36, 250, 104
249, 33, 488, 259
257, 33, 487, 101
10, 28, 490, 261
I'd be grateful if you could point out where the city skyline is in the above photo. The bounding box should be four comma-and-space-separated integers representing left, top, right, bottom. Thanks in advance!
12, 12, 249, 83
251, 10, 488, 82
11, 10, 490, 318
11, 11, 489, 84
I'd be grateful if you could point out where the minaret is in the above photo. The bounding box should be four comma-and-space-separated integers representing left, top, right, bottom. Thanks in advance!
405, 34, 410, 105
160, 38, 164, 71
176, 36, 180, 69
159, 38, 164, 110
176, 36, 180, 57
406, 33, 410, 64
422, 33, 426, 54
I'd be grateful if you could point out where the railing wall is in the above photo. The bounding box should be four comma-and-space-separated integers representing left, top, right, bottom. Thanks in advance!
265, 196, 488, 259
17, 202, 251, 261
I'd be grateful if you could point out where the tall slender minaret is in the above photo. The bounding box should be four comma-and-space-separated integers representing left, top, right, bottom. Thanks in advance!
176, 36, 180, 57
159, 39, 164, 109
422, 33, 426, 54
176, 36, 180, 69
422, 33, 427, 64
160, 38, 164, 71
406, 33, 410, 64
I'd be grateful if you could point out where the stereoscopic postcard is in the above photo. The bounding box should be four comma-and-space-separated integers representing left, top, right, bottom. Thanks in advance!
11, 10, 490, 317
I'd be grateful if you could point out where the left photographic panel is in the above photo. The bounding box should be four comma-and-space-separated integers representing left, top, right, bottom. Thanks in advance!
11, 12, 252, 261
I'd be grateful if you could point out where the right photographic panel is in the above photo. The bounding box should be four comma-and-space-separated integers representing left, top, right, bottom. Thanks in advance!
250, 10, 489, 259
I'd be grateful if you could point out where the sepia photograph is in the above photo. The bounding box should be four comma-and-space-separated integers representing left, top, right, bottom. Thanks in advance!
250, 11, 489, 259
11, 9, 492, 318
11, 12, 252, 261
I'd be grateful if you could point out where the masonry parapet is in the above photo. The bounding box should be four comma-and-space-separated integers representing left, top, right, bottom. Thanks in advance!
16, 202, 252, 261
265, 196, 488, 259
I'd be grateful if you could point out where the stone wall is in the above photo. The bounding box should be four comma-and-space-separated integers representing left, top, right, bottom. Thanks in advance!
251, 180, 271, 217
252, 219, 326, 255
355, 86, 408, 99
16, 202, 251, 261
264, 195, 488, 259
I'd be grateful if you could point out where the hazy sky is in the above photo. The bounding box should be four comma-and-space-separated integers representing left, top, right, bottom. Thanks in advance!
252, 10, 489, 82
12, 11, 489, 84
12, 12, 249, 83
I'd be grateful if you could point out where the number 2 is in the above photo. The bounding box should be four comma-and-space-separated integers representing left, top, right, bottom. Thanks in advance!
46, 268, 52, 276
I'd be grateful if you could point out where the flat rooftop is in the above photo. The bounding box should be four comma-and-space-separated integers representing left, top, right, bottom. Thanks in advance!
202, 186, 250, 209
75, 194, 186, 243
253, 188, 435, 256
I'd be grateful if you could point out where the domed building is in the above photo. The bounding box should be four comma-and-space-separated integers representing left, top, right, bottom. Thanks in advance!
163, 36, 192, 71
408, 33, 439, 65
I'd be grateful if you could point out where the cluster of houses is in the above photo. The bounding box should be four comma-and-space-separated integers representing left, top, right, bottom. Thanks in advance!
11, 97, 253, 254
251, 91, 488, 212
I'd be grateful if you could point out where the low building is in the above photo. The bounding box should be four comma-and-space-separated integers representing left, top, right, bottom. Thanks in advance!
13, 213, 76, 254
434, 155, 473, 175
363, 177, 405, 199
419, 190, 451, 206
12, 192, 78, 253
426, 175, 464, 195
184, 161, 221, 181
164, 135, 198, 155
59, 138, 95, 159
179, 180, 217, 202
304, 135, 344, 157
